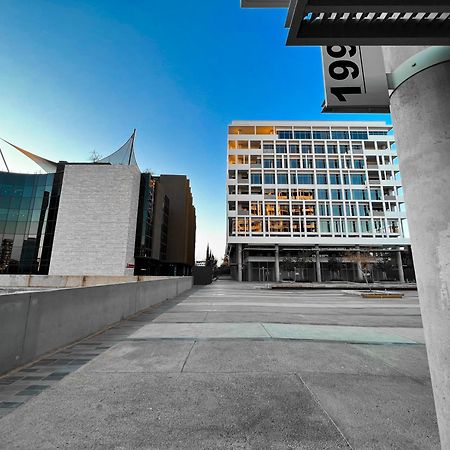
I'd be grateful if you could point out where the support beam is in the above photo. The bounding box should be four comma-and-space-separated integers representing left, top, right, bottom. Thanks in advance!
396, 250, 405, 283
237, 244, 243, 282
274, 244, 280, 282
383, 46, 450, 448
315, 247, 322, 283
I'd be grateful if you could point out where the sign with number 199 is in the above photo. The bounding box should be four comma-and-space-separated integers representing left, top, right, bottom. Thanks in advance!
321, 46, 390, 113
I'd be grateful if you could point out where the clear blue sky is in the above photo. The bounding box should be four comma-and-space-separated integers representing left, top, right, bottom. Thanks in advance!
0, 0, 391, 261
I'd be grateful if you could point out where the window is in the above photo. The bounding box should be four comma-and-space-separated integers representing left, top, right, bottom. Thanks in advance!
352, 144, 363, 153
354, 159, 364, 169
278, 204, 290, 215
315, 159, 326, 169
370, 189, 382, 200
298, 174, 314, 184
359, 204, 370, 216
264, 174, 275, 184
339, 144, 350, 154
276, 158, 283, 168
278, 131, 293, 139
351, 174, 366, 185
328, 159, 339, 169
350, 131, 369, 140
319, 203, 330, 215
330, 174, 341, 185
334, 220, 345, 233
342, 174, 349, 184
313, 130, 330, 139
265, 203, 276, 215
303, 159, 313, 169
316, 174, 328, 184
327, 144, 338, 154
263, 143, 274, 151
318, 189, 328, 200
263, 158, 274, 168
352, 189, 368, 200
331, 189, 342, 200
228, 155, 236, 165
361, 220, 372, 233
306, 220, 317, 232
276, 144, 287, 154
331, 130, 349, 139
344, 189, 351, 200
294, 130, 311, 139
289, 144, 299, 153
251, 173, 262, 184
290, 159, 301, 169
332, 204, 344, 216
320, 219, 332, 233
314, 144, 325, 154
348, 220, 359, 233
369, 130, 388, 136
301, 144, 312, 154
277, 174, 288, 184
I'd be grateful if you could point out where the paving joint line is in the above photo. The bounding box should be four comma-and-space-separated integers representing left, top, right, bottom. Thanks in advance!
180, 340, 196, 373
294, 373, 353, 449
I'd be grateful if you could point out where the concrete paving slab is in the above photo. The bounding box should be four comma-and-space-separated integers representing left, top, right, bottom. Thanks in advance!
300, 372, 440, 450
80, 340, 195, 373
128, 323, 270, 340
376, 327, 426, 344
0, 372, 349, 449
151, 312, 208, 323
354, 344, 432, 380
183, 340, 402, 376
263, 323, 420, 344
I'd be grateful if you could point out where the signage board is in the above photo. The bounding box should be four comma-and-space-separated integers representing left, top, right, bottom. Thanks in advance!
321, 46, 390, 113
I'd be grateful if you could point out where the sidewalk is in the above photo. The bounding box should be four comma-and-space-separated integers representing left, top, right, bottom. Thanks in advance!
0, 281, 439, 449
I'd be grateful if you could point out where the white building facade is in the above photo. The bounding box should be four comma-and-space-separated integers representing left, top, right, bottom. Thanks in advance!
226, 121, 414, 283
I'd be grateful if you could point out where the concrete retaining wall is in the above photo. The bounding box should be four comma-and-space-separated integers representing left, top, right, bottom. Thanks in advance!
0, 277, 192, 375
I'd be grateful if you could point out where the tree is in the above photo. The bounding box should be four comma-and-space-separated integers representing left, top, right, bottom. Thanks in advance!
88, 150, 103, 163
280, 257, 296, 280
347, 251, 377, 290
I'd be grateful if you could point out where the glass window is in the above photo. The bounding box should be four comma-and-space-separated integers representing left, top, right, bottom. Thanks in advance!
359, 204, 370, 216
303, 159, 313, 169
319, 203, 330, 215
264, 174, 275, 184
344, 189, 351, 200
276, 159, 283, 168
331, 130, 349, 139
352, 189, 368, 200
314, 144, 325, 154
328, 159, 339, 169
263, 158, 274, 168
313, 130, 330, 139
277, 174, 288, 184
317, 189, 328, 200
351, 174, 366, 185
361, 220, 372, 232
339, 144, 350, 154
263, 143, 274, 151
315, 159, 326, 169
294, 130, 311, 139
276, 144, 287, 154
354, 159, 364, 169
251, 173, 262, 184
316, 174, 328, 184
370, 189, 382, 200
348, 220, 359, 233
331, 189, 342, 200
301, 144, 312, 154
289, 144, 299, 153
298, 174, 314, 184
327, 144, 338, 154
290, 159, 301, 169
278, 131, 293, 139
330, 174, 341, 184
350, 131, 369, 140
320, 219, 332, 233
369, 130, 388, 136
332, 204, 344, 216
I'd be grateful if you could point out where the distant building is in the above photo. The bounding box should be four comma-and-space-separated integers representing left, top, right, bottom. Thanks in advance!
0, 132, 196, 276
226, 121, 415, 283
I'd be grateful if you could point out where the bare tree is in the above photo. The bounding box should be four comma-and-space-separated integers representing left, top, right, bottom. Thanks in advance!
347, 251, 377, 290
88, 150, 103, 163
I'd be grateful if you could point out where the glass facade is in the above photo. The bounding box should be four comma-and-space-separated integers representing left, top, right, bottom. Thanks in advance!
0, 171, 60, 274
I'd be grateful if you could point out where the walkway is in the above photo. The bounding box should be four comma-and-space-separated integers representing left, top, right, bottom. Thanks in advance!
0, 280, 440, 449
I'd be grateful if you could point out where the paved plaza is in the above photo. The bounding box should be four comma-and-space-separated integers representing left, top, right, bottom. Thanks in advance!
0, 280, 440, 449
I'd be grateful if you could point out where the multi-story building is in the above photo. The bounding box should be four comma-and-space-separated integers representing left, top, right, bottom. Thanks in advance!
0, 133, 196, 276
226, 121, 415, 282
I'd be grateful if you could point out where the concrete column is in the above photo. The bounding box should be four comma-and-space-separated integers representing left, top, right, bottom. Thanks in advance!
396, 250, 405, 284
274, 245, 280, 282
383, 46, 450, 447
315, 248, 322, 283
355, 247, 364, 282
237, 244, 243, 282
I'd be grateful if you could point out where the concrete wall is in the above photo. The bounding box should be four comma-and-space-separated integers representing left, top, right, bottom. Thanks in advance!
0, 276, 192, 375
49, 164, 141, 276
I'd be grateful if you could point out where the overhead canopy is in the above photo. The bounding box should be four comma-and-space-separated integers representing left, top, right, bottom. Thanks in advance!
0, 138, 57, 173
99, 130, 138, 167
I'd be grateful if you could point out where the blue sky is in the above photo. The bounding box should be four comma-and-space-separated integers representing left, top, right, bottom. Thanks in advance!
0, 0, 390, 260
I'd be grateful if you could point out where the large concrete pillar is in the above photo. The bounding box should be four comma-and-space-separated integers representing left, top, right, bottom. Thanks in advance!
315, 248, 322, 283
396, 250, 405, 284
274, 245, 280, 282
383, 46, 450, 447
237, 244, 243, 282
355, 247, 364, 282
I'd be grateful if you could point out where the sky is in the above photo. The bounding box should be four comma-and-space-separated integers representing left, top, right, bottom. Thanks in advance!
0, 0, 391, 261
